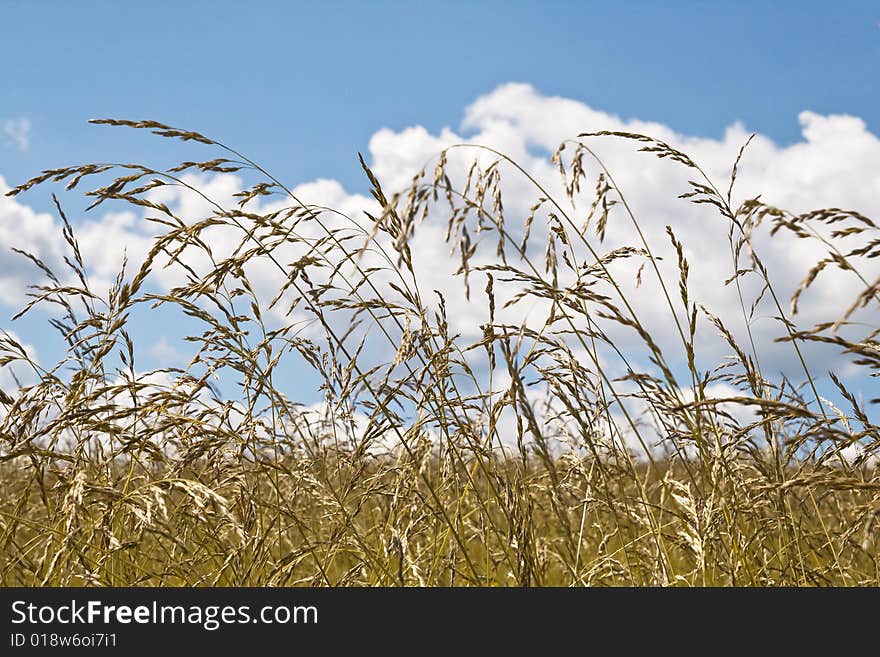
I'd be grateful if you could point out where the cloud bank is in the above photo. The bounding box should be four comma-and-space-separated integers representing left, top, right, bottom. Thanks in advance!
1, 83, 879, 397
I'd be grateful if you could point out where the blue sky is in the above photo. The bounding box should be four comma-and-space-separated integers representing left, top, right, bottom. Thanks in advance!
2, 1, 880, 411
3, 1, 878, 194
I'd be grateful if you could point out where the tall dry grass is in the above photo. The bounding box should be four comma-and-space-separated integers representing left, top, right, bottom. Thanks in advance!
1, 120, 878, 586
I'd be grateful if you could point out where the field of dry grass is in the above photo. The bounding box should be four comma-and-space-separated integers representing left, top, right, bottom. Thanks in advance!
1, 121, 878, 586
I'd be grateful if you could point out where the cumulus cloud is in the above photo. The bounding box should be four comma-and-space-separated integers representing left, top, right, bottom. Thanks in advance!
2, 117, 31, 152
365, 84, 880, 381
2, 83, 879, 398
0, 176, 67, 306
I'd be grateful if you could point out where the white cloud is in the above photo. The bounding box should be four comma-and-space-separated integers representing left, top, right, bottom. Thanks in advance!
148, 337, 184, 364
2, 84, 879, 400
2, 117, 31, 152
0, 176, 66, 306
839, 440, 880, 468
